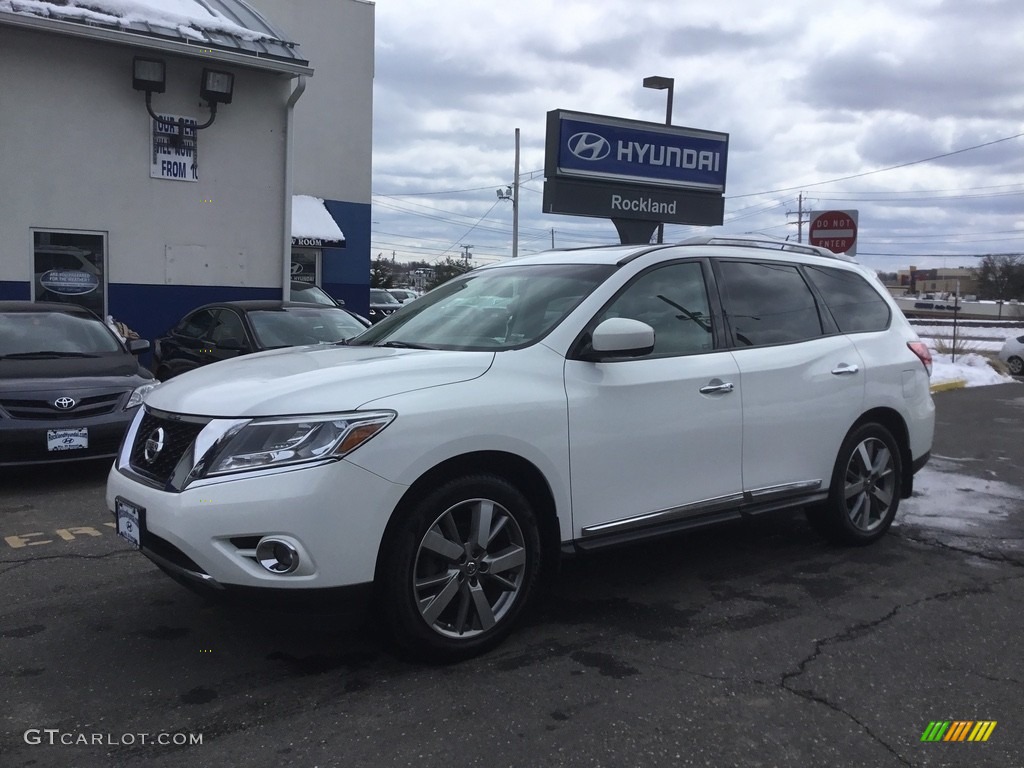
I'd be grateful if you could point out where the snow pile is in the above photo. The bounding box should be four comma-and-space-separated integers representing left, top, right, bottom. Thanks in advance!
930, 351, 1014, 388
0, 0, 271, 42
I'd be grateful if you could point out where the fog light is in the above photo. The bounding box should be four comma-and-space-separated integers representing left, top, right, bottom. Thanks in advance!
256, 537, 300, 574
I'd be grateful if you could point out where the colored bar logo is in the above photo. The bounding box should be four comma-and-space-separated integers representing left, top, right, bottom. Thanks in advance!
921, 721, 997, 742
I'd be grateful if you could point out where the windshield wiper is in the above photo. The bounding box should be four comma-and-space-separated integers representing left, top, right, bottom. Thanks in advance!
374, 340, 434, 350
1, 351, 101, 359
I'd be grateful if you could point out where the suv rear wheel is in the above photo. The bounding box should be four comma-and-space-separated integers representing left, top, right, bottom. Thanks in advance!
806, 423, 903, 545
378, 474, 542, 662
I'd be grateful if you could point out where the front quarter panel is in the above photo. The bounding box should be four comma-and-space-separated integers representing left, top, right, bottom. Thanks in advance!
347, 344, 573, 541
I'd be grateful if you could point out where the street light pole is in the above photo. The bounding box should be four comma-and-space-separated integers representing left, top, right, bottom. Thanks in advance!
643, 75, 674, 244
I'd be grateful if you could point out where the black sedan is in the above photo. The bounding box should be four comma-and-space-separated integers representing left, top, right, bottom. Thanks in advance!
0, 301, 156, 466
152, 300, 369, 379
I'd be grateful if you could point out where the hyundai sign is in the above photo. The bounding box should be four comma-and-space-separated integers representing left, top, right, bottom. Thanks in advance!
546, 110, 728, 192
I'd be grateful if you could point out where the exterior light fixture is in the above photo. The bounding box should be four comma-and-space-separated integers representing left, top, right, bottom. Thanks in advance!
132, 56, 234, 147
200, 68, 234, 105
132, 57, 166, 93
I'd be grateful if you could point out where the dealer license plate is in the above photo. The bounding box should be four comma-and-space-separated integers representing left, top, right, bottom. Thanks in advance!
115, 497, 144, 549
47, 427, 88, 452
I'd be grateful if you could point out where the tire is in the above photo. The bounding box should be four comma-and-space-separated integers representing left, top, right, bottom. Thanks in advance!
378, 474, 543, 662
1007, 356, 1024, 376
805, 423, 903, 546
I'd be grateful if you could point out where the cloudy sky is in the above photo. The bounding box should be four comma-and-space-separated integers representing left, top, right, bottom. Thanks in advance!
370, 0, 1024, 272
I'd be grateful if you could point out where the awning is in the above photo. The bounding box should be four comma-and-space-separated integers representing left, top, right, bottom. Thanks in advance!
291, 195, 345, 248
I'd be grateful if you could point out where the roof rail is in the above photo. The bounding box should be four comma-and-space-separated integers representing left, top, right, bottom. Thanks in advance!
679, 234, 856, 261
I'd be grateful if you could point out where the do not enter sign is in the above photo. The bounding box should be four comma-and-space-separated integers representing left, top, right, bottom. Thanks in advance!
808, 210, 858, 255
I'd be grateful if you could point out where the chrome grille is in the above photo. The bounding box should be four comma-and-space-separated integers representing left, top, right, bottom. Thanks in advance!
128, 411, 207, 485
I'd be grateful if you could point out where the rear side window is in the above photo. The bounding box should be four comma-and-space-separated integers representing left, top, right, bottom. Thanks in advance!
803, 265, 891, 333
716, 261, 823, 346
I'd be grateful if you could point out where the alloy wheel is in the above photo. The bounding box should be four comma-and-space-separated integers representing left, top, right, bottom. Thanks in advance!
412, 497, 528, 638
843, 437, 896, 533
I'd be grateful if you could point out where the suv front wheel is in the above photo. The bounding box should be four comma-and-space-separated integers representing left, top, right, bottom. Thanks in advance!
806, 423, 903, 545
378, 474, 542, 662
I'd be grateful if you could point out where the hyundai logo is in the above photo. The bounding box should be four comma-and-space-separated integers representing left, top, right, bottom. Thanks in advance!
53, 396, 77, 410
567, 132, 611, 161
144, 427, 166, 464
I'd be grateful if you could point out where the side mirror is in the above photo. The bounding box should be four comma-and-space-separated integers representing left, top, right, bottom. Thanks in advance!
127, 338, 150, 355
580, 318, 655, 361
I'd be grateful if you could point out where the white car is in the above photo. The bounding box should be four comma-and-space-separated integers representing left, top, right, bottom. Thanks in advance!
997, 333, 1024, 376
107, 236, 935, 661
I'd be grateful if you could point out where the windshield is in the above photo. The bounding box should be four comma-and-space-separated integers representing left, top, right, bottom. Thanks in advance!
248, 307, 367, 348
0, 310, 123, 357
352, 263, 615, 350
370, 289, 401, 306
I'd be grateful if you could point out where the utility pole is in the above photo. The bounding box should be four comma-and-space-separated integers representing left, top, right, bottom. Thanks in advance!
461, 244, 473, 265
787, 192, 811, 242
497, 128, 521, 258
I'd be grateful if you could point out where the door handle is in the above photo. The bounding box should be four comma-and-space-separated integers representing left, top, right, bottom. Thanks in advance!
831, 363, 859, 375
699, 379, 735, 394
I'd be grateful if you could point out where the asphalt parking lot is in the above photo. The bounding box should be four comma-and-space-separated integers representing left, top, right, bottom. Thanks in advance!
2, 383, 1022, 768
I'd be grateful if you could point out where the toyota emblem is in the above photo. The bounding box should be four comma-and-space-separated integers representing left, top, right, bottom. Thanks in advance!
54, 396, 77, 410
144, 427, 166, 464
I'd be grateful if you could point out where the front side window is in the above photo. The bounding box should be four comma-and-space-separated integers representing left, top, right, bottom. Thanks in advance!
207, 310, 247, 346
592, 261, 713, 358
353, 264, 615, 350
176, 309, 218, 339
803, 265, 891, 333
716, 261, 824, 347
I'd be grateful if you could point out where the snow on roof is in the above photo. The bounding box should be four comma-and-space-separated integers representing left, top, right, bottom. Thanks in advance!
292, 195, 345, 245
0, 0, 309, 69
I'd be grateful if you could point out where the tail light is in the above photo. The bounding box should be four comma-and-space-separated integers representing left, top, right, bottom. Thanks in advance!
907, 341, 932, 376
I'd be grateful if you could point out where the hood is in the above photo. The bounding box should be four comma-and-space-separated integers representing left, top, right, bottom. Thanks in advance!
144, 344, 495, 417
0, 353, 149, 382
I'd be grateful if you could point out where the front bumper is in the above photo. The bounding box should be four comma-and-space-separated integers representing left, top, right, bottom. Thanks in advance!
0, 409, 138, 466
106, 456, 408, 591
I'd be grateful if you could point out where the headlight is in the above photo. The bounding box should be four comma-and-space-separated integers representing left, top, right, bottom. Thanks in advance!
125, 382, 159, 410
197, 411, 395, 478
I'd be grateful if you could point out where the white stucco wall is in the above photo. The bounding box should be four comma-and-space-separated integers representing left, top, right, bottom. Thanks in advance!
0, 24, 292, 288
251, 0, 374, 204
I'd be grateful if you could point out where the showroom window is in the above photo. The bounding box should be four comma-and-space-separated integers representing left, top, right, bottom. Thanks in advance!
291, 247, 320, 288
716, 261, 824, 346
32, 230, 107, 318
594, 261, 714, 358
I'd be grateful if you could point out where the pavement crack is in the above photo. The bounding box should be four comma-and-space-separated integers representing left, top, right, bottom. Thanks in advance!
894, 530, 1024, 568
0, 550, 134, 566
778, 606, 910, 765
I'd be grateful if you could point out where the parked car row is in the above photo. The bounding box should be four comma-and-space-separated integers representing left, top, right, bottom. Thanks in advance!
0, 285, 381, 467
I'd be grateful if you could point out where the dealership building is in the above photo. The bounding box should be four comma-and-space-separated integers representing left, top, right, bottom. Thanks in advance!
0, 0, 374, 343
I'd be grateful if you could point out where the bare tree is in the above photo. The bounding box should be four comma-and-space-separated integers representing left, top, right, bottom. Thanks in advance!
976, 254, 1024, 300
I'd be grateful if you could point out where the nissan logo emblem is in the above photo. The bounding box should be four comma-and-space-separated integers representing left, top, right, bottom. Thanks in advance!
54, 396, 77, 410
144, 427, 166, 464
567, 132, 611, 161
